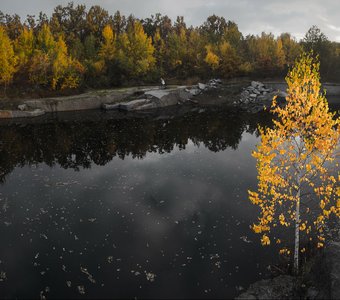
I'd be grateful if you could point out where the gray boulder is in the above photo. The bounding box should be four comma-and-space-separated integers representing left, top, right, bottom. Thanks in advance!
198, 83, 207, 90
188, 88, 201, 96
18, 104, 27, 111
251, 81, 264, 88
237, 81, 282, 111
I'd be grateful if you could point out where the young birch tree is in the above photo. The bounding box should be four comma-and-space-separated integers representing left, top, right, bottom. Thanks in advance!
249, 53, 340, 273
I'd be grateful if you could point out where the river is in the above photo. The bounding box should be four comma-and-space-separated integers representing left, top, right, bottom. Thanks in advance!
0, 106, 305, 298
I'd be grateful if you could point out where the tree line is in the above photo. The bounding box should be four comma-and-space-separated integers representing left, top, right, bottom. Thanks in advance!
1, 2, 340, 94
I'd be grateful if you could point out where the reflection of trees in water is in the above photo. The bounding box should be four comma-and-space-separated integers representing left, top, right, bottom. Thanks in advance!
0, 108, 272, 183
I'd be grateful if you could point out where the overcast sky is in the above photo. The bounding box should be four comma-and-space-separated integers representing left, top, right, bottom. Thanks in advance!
2, 0, 340, 41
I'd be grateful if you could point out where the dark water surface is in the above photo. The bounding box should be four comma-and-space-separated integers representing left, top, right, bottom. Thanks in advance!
0, 107, 283, 299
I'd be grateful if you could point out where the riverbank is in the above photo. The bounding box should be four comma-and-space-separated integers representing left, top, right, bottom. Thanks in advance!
0, 80, 243, 119
0, 79, 339, 120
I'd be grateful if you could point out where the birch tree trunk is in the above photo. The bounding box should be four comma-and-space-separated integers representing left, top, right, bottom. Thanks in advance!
294, 175, 301, 273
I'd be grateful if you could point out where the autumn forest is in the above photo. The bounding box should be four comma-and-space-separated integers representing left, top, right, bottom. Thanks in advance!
1, 2, 340, 95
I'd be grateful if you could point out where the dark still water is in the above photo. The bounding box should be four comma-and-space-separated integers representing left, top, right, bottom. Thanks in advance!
0, 107, 280, 299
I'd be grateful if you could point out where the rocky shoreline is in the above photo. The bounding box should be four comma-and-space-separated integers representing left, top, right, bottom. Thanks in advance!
1, 79, 339, 120
0, 79, 288, 119
236, 223, 340, 300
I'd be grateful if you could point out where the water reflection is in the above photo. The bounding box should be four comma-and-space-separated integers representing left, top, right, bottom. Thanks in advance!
0, 107, 277, 299
0, 107, 271, 183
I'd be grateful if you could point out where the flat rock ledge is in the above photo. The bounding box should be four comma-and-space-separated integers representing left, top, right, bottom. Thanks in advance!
0, 109, 45, 119
0, 79, 291, 118
103, 79, 223, 112
0, 79, 223, 119
103, 88, 192, 111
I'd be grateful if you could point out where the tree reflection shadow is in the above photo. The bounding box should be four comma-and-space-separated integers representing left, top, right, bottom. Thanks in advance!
0, 107, 272, 183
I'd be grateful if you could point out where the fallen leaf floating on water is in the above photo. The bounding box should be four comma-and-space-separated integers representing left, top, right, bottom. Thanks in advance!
0, 271, 7, 281
2, 202, 9, 212
132, 271, 140, 276
40, 208, 48, 214
39, 291, 46, 300
80, 266, 96, 283
40, 234, 48, 240
77, 285, 85, 295
145, 271, 156, 282
240, 236, 252, 243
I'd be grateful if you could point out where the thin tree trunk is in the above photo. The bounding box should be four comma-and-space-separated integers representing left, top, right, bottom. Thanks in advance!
294, 177, 301, 273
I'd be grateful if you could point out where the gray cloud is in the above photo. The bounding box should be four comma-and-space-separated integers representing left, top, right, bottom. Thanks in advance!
1, 0, 340, 41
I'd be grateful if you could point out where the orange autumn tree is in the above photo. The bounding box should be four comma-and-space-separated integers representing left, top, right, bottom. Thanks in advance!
249, 53, 340, 272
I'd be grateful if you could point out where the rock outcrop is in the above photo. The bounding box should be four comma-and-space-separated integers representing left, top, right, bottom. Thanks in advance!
0, 78, 294, 118
240, 81, 272, 103
237, 81, 288, 113
102, 80, 223, 112
103, 87, 193, 111
236, 275, 296, 299
102, 79, 222, 111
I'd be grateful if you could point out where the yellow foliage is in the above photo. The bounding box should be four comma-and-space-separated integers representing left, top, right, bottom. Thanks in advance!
99, 25, 116, 62
239, 62, 253, 74
317, 242, 324, 248
37, 24, 55, 54
252, 224, 262, 233
204, 45, 219, 70
299, 223, 306, 231
249, 52, 340, 260
29, 33, 84, 90
102, 25, 114, 42
15, 27, 34, 68
279, 248, 290, 255
0, 26, 17, 87
279, 214, 287, 226
261, 234, 270, 246
218, 41, 240, 77
117, 21, 155, 78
